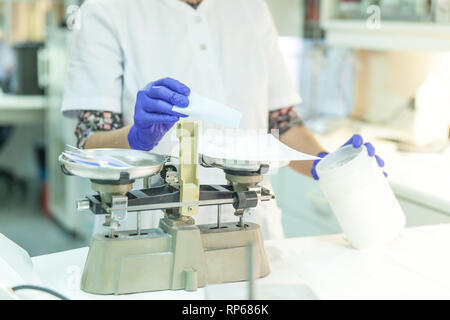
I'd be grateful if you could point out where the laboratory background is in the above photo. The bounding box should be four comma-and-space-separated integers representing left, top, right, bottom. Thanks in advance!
0, 0, 450, 299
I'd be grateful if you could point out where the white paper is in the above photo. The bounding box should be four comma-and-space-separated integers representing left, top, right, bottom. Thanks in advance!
199, 133, 320, 161
62, 151, 132, 168
172, 92, 242, 128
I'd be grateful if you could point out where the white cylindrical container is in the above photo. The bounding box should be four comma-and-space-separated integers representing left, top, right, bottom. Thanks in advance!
316, 145, 406, 249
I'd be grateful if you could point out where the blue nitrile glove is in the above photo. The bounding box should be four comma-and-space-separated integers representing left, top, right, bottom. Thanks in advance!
311, 134, 387, 180
128, 78, 190, 151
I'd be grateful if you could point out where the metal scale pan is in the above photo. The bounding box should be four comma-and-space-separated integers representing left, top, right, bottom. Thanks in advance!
59, 149, 167, 181
200, 154, 289, 173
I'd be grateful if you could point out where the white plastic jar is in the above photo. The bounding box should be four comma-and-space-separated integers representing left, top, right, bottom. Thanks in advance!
316, 145, 406, 249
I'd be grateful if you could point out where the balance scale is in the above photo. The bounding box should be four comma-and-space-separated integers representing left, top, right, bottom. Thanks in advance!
59, 121, 276, 295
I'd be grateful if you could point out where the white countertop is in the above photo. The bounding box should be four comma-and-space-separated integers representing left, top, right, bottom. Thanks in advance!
0, 93, 46, 125
292, 224, 450, 299
0, 94, 46, 109
315, 122, 450, 215
31, 224, 450, 300
31, 244, 315, 300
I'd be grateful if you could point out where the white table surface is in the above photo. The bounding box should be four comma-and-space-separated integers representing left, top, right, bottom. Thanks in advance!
0, 94, 46, 125
31, 224, 450, 300
31, 243, 315, 300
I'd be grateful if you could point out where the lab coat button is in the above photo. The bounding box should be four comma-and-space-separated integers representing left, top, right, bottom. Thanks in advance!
200, 43, 207, 50
195, 16, 202, 23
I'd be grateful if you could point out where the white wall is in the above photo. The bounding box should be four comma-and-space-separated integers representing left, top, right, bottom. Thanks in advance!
354, 51, 450, 123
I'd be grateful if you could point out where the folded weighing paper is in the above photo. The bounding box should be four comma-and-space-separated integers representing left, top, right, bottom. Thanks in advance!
62, 148, 132, 168
199, 133, 320, 162
172, 92, 242, 128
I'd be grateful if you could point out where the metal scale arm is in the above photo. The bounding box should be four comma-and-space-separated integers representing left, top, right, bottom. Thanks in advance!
80, 183, 274, 215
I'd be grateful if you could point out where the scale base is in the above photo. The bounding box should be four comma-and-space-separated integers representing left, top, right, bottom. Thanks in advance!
80, 218, 270, 295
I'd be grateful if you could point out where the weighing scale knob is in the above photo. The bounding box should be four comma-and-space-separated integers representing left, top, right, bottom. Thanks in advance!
233, 191, 258, 210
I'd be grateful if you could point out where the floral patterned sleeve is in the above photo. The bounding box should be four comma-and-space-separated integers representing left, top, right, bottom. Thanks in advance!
75, 111, 124, 149
268, 106, 304, 137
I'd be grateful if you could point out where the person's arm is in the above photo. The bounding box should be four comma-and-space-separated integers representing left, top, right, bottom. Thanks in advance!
269, 107, 387, 180
268, 106, 326, 177
280, 125, 326, 177
75, 110, 130, 149
84, 125, 131, 149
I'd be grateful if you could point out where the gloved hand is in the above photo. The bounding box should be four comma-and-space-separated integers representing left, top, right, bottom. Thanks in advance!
311, 134, 386, 180
128, 77, 190, 151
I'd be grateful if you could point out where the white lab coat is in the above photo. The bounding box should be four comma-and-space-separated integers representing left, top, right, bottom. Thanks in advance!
62, 0, 302, 240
